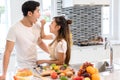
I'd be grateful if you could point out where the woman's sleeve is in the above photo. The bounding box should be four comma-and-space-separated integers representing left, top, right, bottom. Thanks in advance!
56, 40, 67, 54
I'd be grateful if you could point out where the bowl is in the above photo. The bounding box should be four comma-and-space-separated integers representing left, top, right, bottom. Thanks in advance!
14, 68, 33, 80
14, 75, 33, 80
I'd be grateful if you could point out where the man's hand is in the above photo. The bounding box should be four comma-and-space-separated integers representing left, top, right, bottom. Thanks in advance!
0, 75, 6, 80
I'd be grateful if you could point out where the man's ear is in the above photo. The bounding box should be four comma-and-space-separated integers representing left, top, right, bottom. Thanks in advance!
27, 11, 32, 16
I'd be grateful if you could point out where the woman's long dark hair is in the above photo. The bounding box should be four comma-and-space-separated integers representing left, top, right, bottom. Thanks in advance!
50, 16, 72, 65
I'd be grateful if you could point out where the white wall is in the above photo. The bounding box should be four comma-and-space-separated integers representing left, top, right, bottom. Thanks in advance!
10, 0, 26, 26
111, 0, 119, 40
51, 0, 57, 17
118, 0, 120, 42
74, 0, 110, 5
119, 0, 120, 41
110, 0, 120, 42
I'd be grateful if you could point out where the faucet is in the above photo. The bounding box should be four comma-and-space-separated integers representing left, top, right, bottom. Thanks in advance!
104, 37, 113, 72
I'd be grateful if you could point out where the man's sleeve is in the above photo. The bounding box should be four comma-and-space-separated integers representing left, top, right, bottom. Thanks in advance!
6, 27, 16, 42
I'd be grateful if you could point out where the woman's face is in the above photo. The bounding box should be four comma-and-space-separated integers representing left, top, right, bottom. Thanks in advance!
49, 19, 60, 35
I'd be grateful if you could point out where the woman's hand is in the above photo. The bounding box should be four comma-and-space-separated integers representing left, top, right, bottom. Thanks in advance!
37, 37, 42, 44
40, 19, 46, 26
36, 60, 47, 64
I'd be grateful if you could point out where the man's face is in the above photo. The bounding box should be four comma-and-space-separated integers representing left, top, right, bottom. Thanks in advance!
29, 7, 40, 23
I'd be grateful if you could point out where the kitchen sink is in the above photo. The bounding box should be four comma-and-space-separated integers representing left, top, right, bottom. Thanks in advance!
70, 61, 120, 73
93, 61, 120, 72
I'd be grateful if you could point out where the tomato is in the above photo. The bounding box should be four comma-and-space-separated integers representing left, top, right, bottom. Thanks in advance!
50, 72, 58, 79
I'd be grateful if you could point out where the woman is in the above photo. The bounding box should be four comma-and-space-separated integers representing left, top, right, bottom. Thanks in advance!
37, 16, 72, 65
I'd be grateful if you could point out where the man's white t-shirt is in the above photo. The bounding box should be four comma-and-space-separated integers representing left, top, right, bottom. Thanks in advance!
7, 21, 41, 69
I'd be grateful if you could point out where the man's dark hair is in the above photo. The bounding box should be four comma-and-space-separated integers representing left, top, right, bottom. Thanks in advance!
22, 0, 40, 16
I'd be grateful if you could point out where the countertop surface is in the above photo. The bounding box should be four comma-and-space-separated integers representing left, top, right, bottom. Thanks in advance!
5, 63, 120, 80
100, 70, 120, 80
6, 69, 120, 80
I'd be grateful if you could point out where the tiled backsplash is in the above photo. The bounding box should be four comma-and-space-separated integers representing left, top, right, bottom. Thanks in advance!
57, 0, 102, 45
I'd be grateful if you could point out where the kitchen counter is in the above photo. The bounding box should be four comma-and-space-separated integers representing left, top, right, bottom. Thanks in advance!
34, 64, 120, 80
100, 70, 120, 80
5, 64, 120, 80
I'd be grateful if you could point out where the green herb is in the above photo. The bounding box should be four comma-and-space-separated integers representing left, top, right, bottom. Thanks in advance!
60, 76, 68, 80
63, 64, 68, 68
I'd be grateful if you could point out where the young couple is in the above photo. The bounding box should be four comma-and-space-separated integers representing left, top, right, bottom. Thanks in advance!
0, 1, 72, 80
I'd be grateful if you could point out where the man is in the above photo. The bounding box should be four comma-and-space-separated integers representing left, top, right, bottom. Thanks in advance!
0, 1, 48, 79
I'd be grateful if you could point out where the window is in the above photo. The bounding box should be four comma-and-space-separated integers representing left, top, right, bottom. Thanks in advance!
0, 0, 9, 49
40, 0, 56, 34
40, 0, 52, 22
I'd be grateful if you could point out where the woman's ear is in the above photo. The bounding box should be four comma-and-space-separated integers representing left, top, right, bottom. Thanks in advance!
57, 25, 61, 30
